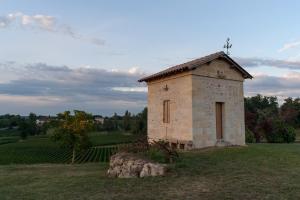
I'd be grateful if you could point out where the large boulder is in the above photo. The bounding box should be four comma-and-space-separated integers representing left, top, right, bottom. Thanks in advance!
107, 152, 167, 178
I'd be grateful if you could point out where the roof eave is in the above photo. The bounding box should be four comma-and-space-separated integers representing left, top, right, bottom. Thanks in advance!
138, 51, 253, 82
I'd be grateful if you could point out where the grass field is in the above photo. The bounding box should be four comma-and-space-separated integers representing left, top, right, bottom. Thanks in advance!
1, 144, 300, 200
0, 133, 138, 165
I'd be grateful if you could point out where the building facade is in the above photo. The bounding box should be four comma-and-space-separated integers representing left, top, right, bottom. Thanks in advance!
139, 51, 252, 149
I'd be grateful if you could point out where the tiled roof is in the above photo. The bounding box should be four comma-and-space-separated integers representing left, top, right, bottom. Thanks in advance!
138, 51, 253, 82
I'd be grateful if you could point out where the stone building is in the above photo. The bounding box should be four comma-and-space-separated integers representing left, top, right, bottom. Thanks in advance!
138, 51, 253, 149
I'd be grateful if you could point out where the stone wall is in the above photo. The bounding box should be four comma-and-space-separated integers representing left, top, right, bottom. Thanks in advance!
191, 59, 245, 148
147, 72, 193, 145
146, 59, 246, 149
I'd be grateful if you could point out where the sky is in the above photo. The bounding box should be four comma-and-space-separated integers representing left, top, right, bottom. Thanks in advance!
1, 0, 300, 116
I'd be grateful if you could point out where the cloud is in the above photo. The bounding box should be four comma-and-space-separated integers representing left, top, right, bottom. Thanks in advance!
278, 41, 300, 52
235, 57, 300, 70
245, 72, 300, 101
0, 62, 147, 115
1, 61, 300, 115
0, 12, 105, 46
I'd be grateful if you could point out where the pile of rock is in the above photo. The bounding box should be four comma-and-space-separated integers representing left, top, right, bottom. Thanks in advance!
107, 152, 167, 178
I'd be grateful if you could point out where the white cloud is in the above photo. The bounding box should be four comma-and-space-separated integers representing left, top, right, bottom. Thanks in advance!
128, 67, 140, 74
0, 62, 147, 115
112, 87, 147, 92
1, 58, 300, 115
0, 12, 105, 46
278, 40, 300, 52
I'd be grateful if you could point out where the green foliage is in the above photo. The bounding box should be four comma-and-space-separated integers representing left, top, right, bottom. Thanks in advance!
123, 110, 131, 131
245, 128, 255, 143
280, 97, 300, 128
244, 95, 300, 143
18, 117, 38, 139
132, 107, 147, 135
96, 108, 147, 135
145, 147, 166, 163
52, 110, 93, 164
151, 140, 179, 163
265, 121, 296, 143
0, 114, 22, 128
120, 136, 179, 163
245, 95, 279, 142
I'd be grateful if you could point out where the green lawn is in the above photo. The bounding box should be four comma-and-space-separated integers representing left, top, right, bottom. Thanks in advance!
1, 144, 300, 200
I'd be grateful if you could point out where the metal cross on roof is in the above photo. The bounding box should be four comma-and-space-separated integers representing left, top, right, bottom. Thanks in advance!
223, 38, 232, 55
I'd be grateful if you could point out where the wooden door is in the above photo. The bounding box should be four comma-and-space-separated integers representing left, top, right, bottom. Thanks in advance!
216, 102, 223, 140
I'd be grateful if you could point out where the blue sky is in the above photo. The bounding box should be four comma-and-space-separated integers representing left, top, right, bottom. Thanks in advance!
0, 0, 300, 115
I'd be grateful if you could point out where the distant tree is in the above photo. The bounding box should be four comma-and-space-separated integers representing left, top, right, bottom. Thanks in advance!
29, 113, 37, 122
112, 113, 120, 130
123, 110, 131, 131
30, 114, 39, 135
7, 115, 21, 129
133, 107, 147, 135
103, 118, 115, 131
280, 97, 300, 128
18, 113, 39, 139
19, 118, 29, 139
51, 110, 93, 164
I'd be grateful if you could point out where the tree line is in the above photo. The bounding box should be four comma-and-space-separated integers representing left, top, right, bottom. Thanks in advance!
0, 108, 147, 139
95, 108, 147, 135
1, 95, 299, 144
245, 95, 299, 143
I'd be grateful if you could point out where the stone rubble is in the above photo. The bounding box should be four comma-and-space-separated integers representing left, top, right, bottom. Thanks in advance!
107, 152, 167, 178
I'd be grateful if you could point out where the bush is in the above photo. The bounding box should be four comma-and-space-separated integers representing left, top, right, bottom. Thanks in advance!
281, 125, 296, 143
151, 140, 179, 163
144, 147, 166, 163
265, 121, 296, 143
245, 128, 255, 143
119, 137, 179, 163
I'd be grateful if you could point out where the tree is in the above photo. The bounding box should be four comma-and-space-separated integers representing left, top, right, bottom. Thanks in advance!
123, 110, 131, 131
51, 110, 93, 164
112, 113, 120, 130
280, 97, 300, 128
19, 118, 29, 139
28, 113, 38, 135
18, 113, 39, 139
245, 95, 279, 142
133, 107, 147, 135
103, 118, 115, 131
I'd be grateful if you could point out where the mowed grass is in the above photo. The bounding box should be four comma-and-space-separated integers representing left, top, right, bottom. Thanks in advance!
1, 144, 300, 200
0, 133, 137, 165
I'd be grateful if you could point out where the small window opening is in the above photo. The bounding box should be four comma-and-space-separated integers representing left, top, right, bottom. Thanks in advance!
163, 100, 170, 123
